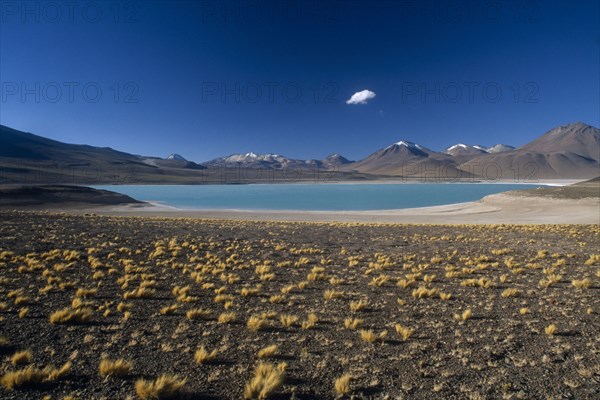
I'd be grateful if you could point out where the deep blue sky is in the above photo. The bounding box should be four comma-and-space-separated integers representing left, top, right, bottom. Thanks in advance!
1, 0, 599, 161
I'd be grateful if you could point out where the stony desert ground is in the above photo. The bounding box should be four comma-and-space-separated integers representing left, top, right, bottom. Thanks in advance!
0, 211, 598, 399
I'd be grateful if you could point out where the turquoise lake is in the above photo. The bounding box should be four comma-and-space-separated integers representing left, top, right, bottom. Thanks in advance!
93, 183, 542, 211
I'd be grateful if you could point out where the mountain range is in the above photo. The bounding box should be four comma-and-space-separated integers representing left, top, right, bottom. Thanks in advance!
0, 122, 598, 183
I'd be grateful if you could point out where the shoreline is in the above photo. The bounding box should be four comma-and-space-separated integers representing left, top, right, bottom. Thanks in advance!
38, 192, 599, 225
90, 178, 582, 187
1, 180, 597, 224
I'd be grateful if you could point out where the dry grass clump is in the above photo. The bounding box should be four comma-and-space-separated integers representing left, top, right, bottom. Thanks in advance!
123, 287, 156, 299
99, 358, 133, 378
248, 315, 269, 331
11, 350, 32, 366
0, 362, 71, 389
584, 254, 599, 266
14, 296, 29, 306
218, 312, 236, 324
257, 345, 278, 359
545, 324, 557, 336
438, 292, 453, 301
324, 290, 344, 300
160, 304, 178, 315
359, 329, 387, 343
135, 374, 187, 399
572, 278, 591, 289
412, 287, 439, 299
194, 347, 218, 364
344, 318, 364, 330
243, 362, 286, 400
394, 324, 414, 341
186, 308, 210, 320
301, 313, 318, 330
279, 314, 298, 328
75, 288, 97, 298
334, 373, 352, 395
454, 309, 472, 321
49, 307, 93, 324
501, 288, 521, 298
349, 300, 367, 312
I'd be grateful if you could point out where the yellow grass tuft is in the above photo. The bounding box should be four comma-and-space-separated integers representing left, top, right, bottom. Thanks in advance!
394, 324, 414, 341
194, 347, 218, 364
454, 309, 472, 321
301, 313, 318, 330
279, 314, 298, 328
248, 315, 269, 331
123, 287, 155, 299
349, 300, 367, 312
11, 350, 32, 366
501, 288, 521, 298
49, 308, 93, 324
412, 286, 439, 299
135, 375, 187, 400
243, 362, 285, 400
344, 318, 363, 330
334, 373, 351, 395
323, 290, 344, 300
160, 304, 178, 315
359, 329, 387, 343
1, 362, 71, 389
545, 324, 557, 336
438, 292, 453, 301
218, 312, 236, 324
572, 278, 591, 289
257, 345, 278, 359
186, 308, 210, 320
14, 296, 29, 306
75, 288, 97, 298
99, 358, 133, 378
269, 295, 285, 304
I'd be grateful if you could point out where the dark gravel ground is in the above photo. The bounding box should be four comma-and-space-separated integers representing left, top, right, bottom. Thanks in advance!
0, 210, 598, 399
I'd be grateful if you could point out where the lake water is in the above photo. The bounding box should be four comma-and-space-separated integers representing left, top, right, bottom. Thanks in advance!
93, 183, 542, 211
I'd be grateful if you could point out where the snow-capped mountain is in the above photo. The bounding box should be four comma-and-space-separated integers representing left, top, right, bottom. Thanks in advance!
167, 153, 187, 161
445, 143, 515, 159
445, 143, 489, 157
487, 144, 515, 153
342, 139, 471, 177
203, 152, 352, 170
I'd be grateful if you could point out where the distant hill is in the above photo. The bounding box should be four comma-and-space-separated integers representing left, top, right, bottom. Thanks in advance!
1, 122, 598, 183
0, 125, 208, 184
459, 123, 600, 179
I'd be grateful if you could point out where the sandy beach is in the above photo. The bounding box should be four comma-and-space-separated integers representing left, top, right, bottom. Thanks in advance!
77, 191, 598, 225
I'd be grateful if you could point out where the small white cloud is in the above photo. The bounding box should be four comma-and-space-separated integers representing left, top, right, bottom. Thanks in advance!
346, 89, 376, 105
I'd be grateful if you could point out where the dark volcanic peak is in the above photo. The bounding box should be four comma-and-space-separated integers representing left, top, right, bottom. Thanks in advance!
324, 153, 352, 165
